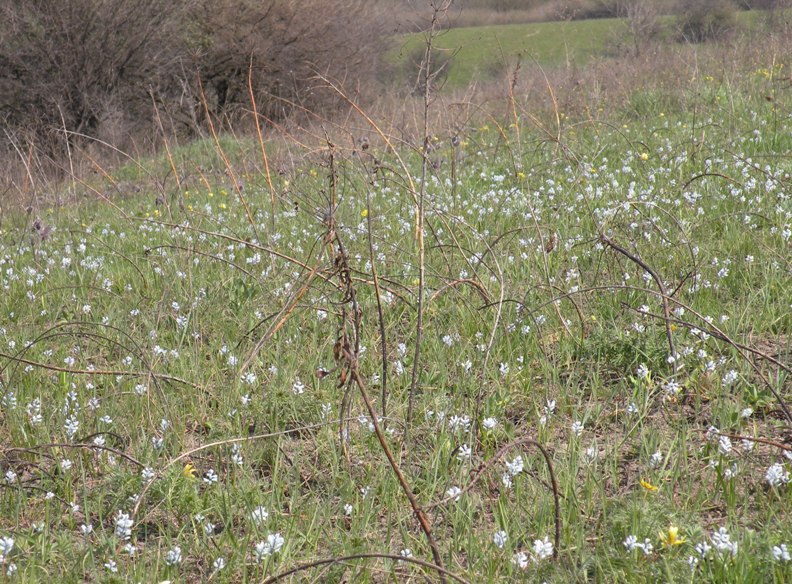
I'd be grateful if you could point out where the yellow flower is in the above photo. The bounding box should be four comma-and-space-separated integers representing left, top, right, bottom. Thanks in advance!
361, 209, 368, 218
640, 478, 658, 492
183, 463, 197, 480
659, 525, 685, 547
640, 152, 649, 161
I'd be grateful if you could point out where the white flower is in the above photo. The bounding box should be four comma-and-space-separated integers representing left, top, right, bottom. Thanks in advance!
501, 472, 513, 489
506, 455, 524, 477
457, 444, 472, 461
446, 486, 462, 502
766, 463, 790, 487
623, 535, 638, 551
80, 524, 93, 536
4, 470, 17, 484
482, 417, 498, 431
533, 536, 553, 560
343, 503, 353, 516
0, 536, 14, 561
718, 436, 732, 455
255, 533, 284, 560
772, 544, 790, 562
64, 416, 80, 439
448, 415, 470, 432
512, 551, 529, 569
571, 421, 584, 437
650, 451, 663, 467
114, 511, 134, 540
165, 546, 182, 566
141, 467, 156, 483
695, 541, 711, 557
664, 379, 681, 396
722, 370, 738, 385
292, 378, 305, 395
399, 548, 413, 558
104, 560, 118, 573
493, 530, 508, 549
626, 402, 638, 416
250, 506, 269, 525
213, 557, 226, 571
499, 362, 509, 377
203, 469, 218, 484
711, 527, 738, 556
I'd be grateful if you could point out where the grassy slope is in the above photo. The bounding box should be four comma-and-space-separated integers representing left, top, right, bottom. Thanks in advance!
392, 18, 619, 87
1, 19, 792, 584
390, 11, 768, 89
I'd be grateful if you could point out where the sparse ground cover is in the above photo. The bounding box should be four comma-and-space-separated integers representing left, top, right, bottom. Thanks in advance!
1, 43, 792, 584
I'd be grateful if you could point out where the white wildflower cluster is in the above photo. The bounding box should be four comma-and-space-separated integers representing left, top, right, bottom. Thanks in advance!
114, 511, 134, 540
710, 527, 739, 557
623, 535, 654, 555
512, 536, 553, 569
765, 463, 790, 487
255, 533, 285, 561
502, 455, 524, 490
539, 399, 555, 426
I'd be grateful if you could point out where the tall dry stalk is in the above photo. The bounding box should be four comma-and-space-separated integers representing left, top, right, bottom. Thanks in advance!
407, 0, 454, 435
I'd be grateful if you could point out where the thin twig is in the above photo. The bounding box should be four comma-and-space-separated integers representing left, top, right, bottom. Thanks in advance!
261, 552, 471, 584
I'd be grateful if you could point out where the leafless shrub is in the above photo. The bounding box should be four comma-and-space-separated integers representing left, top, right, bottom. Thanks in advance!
0, 0, 387, 173
618, 0, 661, 56
677, 0, 739, 43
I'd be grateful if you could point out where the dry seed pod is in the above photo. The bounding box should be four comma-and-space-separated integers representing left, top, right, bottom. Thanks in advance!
544, 232, 558, 253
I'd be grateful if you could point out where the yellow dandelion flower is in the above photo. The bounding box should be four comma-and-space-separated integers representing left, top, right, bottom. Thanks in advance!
361, 208, 368, 218
640, 478, 658, 492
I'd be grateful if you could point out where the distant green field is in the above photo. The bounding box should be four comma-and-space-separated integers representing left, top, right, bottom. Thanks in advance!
391, 18, 620, 88
390, 11, 768, 89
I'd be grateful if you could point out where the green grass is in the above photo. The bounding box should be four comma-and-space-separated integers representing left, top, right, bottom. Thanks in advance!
1, 54, 792, 583
389, 11, 774, 89
391, 18, 620, 88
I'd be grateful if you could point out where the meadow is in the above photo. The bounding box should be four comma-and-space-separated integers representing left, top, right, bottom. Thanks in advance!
1, 14, 792, 584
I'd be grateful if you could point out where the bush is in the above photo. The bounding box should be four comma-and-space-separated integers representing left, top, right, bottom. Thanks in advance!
0, 0, 386, 161
677, 0, 738, 43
